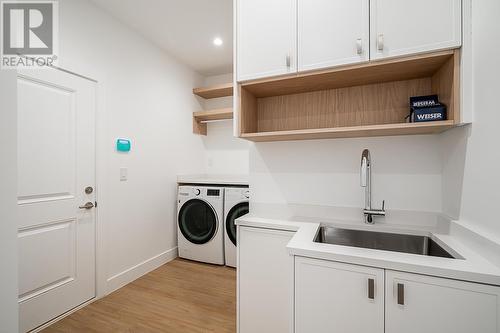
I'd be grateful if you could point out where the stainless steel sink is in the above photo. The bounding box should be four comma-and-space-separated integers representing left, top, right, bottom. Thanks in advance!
315, 226, 456, 259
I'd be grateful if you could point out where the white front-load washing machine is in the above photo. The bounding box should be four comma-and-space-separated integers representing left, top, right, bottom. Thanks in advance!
224, 187, 249, 268
177, 186, 224, 265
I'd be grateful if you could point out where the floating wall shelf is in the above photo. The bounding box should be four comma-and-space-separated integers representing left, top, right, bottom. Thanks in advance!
193, 108, 233, 135
237, 49, 460, 142
193, 83, 233, 99
192, 82, 234, 135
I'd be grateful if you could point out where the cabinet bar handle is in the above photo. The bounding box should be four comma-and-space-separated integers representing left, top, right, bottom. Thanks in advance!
286, 54, 291, 68
377, 34, 384, 51
368, 278, 375, 299
356, 38, 363, 55
397, 283, 405, 305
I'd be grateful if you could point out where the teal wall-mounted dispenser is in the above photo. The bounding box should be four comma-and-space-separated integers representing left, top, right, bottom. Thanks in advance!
116, 139, 131, 152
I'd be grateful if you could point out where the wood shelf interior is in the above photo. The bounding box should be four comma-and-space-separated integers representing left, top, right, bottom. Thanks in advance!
193, 83, 233, 99
238, 50, 460, 141
193, 108, 233, 135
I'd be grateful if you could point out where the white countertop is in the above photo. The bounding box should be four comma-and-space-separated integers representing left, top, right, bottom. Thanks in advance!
177, 174, 249, 186
237, 213, 500, 286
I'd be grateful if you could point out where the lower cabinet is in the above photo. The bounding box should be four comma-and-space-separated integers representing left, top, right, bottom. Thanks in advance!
295, 257, 500, 333
385, 270, 500, 333
238, 226, 294, 333
295, 257, 384, 333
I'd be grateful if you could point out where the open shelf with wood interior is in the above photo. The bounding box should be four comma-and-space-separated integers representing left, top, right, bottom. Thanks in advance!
193, 83, 233, 99
237, 50, 460, 142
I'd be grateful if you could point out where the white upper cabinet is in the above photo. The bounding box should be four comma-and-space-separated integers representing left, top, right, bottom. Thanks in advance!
236, 0, 463, 81
295, 257, 384, 333
370, 0, 462, 60
298, 0, 369, 72
237, 0, 297, 81
386, 271, 500, 333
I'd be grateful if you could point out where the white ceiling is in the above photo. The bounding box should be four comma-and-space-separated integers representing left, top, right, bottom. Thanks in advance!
91, 0, 233, 76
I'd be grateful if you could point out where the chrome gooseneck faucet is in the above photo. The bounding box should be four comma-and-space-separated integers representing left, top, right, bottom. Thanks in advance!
360, 149, 385, 224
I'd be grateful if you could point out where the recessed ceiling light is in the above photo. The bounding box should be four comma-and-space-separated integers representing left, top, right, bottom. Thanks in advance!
213, 37, 223, 46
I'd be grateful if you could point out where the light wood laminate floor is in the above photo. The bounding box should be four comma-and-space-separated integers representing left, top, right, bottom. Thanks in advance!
42, 259, 236, 333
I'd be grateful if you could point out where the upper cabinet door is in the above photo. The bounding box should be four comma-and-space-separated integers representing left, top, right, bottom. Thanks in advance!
298, 0, 369, 72
371, 0, 462, 60
237, 0, 297, 82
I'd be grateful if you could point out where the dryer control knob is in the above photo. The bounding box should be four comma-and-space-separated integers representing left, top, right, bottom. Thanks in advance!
194, 189, 201, 196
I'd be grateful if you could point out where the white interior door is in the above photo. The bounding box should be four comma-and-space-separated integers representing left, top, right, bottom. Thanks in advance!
17, 67, 96, 332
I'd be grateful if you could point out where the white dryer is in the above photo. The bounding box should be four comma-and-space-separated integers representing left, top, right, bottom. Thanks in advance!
224, 187, 249, 268
177, 186, 224, 265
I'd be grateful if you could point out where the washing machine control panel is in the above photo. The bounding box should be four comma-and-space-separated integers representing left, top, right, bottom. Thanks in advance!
207, 189, 221, 197
193, 188, 201, 196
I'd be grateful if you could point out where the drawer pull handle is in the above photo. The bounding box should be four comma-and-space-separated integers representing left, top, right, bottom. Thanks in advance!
397, 283, 405, 305
368, 278, 375, 300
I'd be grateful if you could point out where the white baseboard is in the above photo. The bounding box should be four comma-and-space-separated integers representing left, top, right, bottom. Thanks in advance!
29, 298, 96, 333
106, 247, 178, 294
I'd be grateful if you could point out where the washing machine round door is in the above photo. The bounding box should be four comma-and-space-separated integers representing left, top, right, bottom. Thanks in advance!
226, 202, 249, 246
178, 199, 218, 244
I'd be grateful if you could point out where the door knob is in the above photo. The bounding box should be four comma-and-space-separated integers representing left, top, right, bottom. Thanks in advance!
79, 202, 95, 210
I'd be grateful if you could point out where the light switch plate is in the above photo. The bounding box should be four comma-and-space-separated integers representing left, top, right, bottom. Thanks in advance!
120, 168, 128, 181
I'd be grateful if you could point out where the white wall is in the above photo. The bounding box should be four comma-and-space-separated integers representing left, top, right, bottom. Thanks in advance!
442, 0, 500, 239
0, 71, 19, 333
58, 0, 207, 292
250, 135, 443, 214
201, 73, 250, 174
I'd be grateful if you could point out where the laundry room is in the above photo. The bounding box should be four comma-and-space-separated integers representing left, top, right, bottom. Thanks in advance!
1, 0, 500, 332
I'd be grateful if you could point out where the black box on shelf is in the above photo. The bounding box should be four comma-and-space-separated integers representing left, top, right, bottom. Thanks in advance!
408, 95, 447, 123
